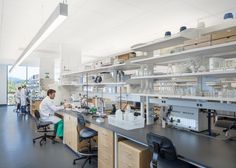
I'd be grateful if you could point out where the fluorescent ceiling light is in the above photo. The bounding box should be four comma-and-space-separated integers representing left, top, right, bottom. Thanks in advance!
9, 3, 68, 72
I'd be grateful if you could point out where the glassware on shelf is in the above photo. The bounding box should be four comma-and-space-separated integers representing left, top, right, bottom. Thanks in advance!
224, 58, 236, 71
139, 80, 145, 93
167, 64, 173, 74
209, 57, 225, 72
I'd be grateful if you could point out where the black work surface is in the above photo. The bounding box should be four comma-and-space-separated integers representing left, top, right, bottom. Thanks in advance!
64, 110, 236, 168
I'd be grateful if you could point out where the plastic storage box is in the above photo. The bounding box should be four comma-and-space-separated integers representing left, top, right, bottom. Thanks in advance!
108, 115, 145, 130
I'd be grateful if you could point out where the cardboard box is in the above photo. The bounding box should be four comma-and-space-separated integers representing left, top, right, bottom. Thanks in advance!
212, 28, 236, 40
198, 34, 212, 43
184, 41, 211, 51
197, 41, 211, 48
227, 28, 236, 36
227, 35, 236, 42
211, 35, 236, 45
184, 39, 198, 46
117, 53, 130, 61
184, 35, 211, 46
212, 31, 229, 40
211, 38, 227, 45
160, 45, 183, 55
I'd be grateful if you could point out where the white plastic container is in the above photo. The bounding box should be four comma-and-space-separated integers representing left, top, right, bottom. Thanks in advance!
108, 115, 145, 130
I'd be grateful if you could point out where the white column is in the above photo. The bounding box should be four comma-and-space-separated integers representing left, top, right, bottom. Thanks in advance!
0, 65, 7, 105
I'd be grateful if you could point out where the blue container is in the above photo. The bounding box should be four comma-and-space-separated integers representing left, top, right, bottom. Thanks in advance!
224, 13, 234, 19
180, 26, 187, 32
165, 31, 171, 37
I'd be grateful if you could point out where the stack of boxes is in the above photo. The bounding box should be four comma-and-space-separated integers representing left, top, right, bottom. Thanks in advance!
184, 28, 236, 51
159, 28, 236, 55
211, 28, 236, 45
183, 34, 212, 50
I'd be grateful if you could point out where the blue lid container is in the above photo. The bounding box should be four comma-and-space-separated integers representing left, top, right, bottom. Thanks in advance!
224, 13, 234, 19
165, 31, 171, 37
180, 26, 187, 32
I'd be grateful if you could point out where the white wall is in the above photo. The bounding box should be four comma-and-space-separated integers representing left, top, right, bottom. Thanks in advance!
60, 44, 81, 73
0, 65, 7, 105
39, 57, 55, 79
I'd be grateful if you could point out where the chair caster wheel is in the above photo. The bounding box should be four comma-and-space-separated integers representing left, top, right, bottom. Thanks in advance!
73, 161, 76, 165
33, 140, 35, 144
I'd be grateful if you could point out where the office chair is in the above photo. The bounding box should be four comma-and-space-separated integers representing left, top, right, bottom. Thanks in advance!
215, 115, 236, 141
147, 132, 195, 168
32, 110, 55, 145
73, 113, 98, 167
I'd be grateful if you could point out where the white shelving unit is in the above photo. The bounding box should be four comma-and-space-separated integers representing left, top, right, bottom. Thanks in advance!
80, 92, 140, 102
61, 82, 126, 86
62, 62, 139, 77
59, 18, 236, 125
131, 70, 236, 80
131, 93, 236, 103
131, 28, 200, 52
132, 41, 236, 65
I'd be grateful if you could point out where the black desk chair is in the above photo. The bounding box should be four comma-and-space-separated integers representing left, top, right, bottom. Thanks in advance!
147, 132, 195, 168
73, 113, 98, 167
215, 115, 236, 141
32, 110, 55, 145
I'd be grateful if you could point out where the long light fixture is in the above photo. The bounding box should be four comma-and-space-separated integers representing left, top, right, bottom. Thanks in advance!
9, 3, 68, 72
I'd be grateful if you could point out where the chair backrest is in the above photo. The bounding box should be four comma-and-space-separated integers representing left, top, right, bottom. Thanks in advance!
77, 113, 86, 127
77, 113, 86, 142
147, 132, 177, 168
34, 110, 41, 120
215, 114, 236, 130
33, 110, 41, 129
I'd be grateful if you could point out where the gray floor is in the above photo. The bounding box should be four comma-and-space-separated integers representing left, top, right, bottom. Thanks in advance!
0, 106, 97, 168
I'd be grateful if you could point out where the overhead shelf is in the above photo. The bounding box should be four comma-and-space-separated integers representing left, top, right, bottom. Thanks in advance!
79, 92, 140, 101
201, 19, 236, 35
131, 93, 236, 103
131, 28, 200, 52
132, 41, 236, 65
84, 82, 126, 86
61, 82, 126, 86
60, 83, 84, 86
131, 70, 236, 80
62, 62, 139, 77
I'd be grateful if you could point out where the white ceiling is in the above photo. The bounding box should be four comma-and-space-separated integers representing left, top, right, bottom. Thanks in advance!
0, 0, 236, 66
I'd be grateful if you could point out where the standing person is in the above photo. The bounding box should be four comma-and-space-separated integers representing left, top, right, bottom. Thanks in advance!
39, 89, 69, 142
20, 85, 27, 115
14, 87, 21, 113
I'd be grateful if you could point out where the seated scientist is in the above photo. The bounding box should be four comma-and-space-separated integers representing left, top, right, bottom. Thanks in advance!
39, 89, 69, 142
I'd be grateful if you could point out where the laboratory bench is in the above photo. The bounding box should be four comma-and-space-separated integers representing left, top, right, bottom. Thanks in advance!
57, 110, 236, 168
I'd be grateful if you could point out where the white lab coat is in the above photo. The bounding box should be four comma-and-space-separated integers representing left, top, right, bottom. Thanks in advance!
39, 96, 64, 124
20, 88, 27, 106
15, 90, 21, 104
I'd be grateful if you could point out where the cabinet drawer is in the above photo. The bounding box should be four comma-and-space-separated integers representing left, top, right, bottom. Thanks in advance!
119, 160, 137, 168
118, 140, 152, 168
98, 159, 113, 168
98, 147, 113, 159
98, 127, 114, 168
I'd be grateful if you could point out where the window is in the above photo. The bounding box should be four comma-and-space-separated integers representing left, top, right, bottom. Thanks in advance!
8, 66, 27, 105
7, 66, 39, 105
